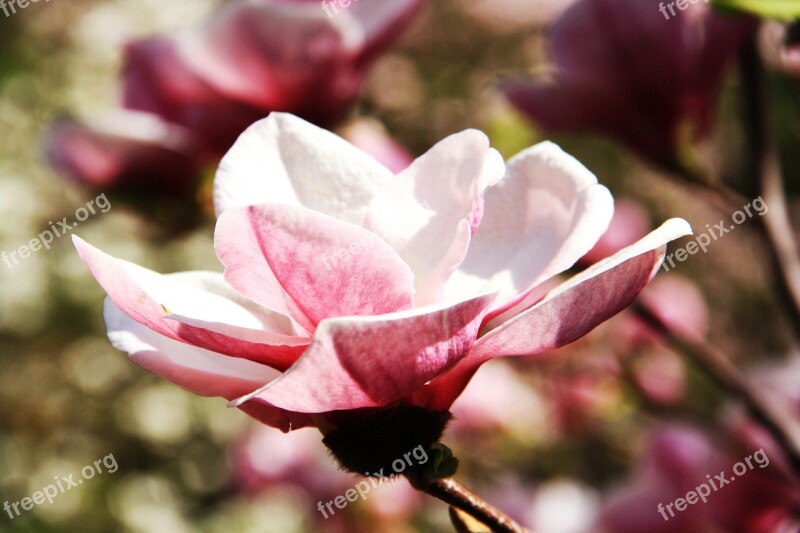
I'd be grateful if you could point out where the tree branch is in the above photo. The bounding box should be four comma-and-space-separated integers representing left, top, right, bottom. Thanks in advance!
422, 477, 530, 533
632, 301, 800, 481
740, 35, 800, 340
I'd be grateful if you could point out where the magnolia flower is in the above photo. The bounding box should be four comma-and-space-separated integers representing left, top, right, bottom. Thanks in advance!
46, 0, 422, 194
125, 0, 423, 152
504, 0, 755, 170
73, 113, 690, 441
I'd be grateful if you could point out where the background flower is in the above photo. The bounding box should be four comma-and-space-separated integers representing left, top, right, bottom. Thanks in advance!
44, 0, 423, 203
503, 0, 755, 170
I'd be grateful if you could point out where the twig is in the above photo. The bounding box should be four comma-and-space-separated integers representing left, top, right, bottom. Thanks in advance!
739, 36, 800, 340
632, 301, 800, 481
422, 477, 529, 533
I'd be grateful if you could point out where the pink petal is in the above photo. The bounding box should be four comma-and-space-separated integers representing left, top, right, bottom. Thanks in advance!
230, 291, 498, 413
73, 236, 307, 371
504, 0, 754, 166
445, 141, 613, 313
122, 37, 264, 153
43, 112, 200, 195
419, 219, 692, 410
365, 129, 505, 306
213, 113, 394, 220
340, 118, 413, 174
177, 0, 422, 127
215, 204, 416, 334
178, 0, 353, 116
105, 299, 277, 397
105, 299, 312, 432
580, 199, 650, 265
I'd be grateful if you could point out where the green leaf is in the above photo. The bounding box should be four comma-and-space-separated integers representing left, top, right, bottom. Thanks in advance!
713, 0, 800, 20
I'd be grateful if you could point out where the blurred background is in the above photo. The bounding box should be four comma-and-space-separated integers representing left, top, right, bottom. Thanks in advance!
1, 0, 799, 531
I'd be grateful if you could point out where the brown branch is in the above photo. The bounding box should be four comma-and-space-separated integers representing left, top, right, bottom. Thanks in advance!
632, 301, 800, 481
739, 36, 800, 340
422, 477, 530, 533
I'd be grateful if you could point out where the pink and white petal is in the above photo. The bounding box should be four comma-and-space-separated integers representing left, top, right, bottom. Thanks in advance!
230, 292, 498, 413
105, 299, 277, 399
213, 113, 394, 221
236, 401, 315, 433
74, 236, 306, 370
421, 218, 692, 410
444, 141, 614, 310
215, 204, 415, 333
365, 130, 505, 305
160, 271, 294, 332
162, 272, 309, 370
475, 219, 691, 357
105, 299, 310, 432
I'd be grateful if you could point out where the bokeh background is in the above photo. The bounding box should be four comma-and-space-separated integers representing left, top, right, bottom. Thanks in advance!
1, 0, 799, 531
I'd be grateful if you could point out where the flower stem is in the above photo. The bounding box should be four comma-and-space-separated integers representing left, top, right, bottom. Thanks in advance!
421, 477, 529, 533
632, 301, 800, 481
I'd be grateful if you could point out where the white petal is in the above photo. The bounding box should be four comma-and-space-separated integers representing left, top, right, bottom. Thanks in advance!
105, 299, 279, 399
213, 113, 394, 222
365, 129, 506, 305
445, 141, 614, 308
